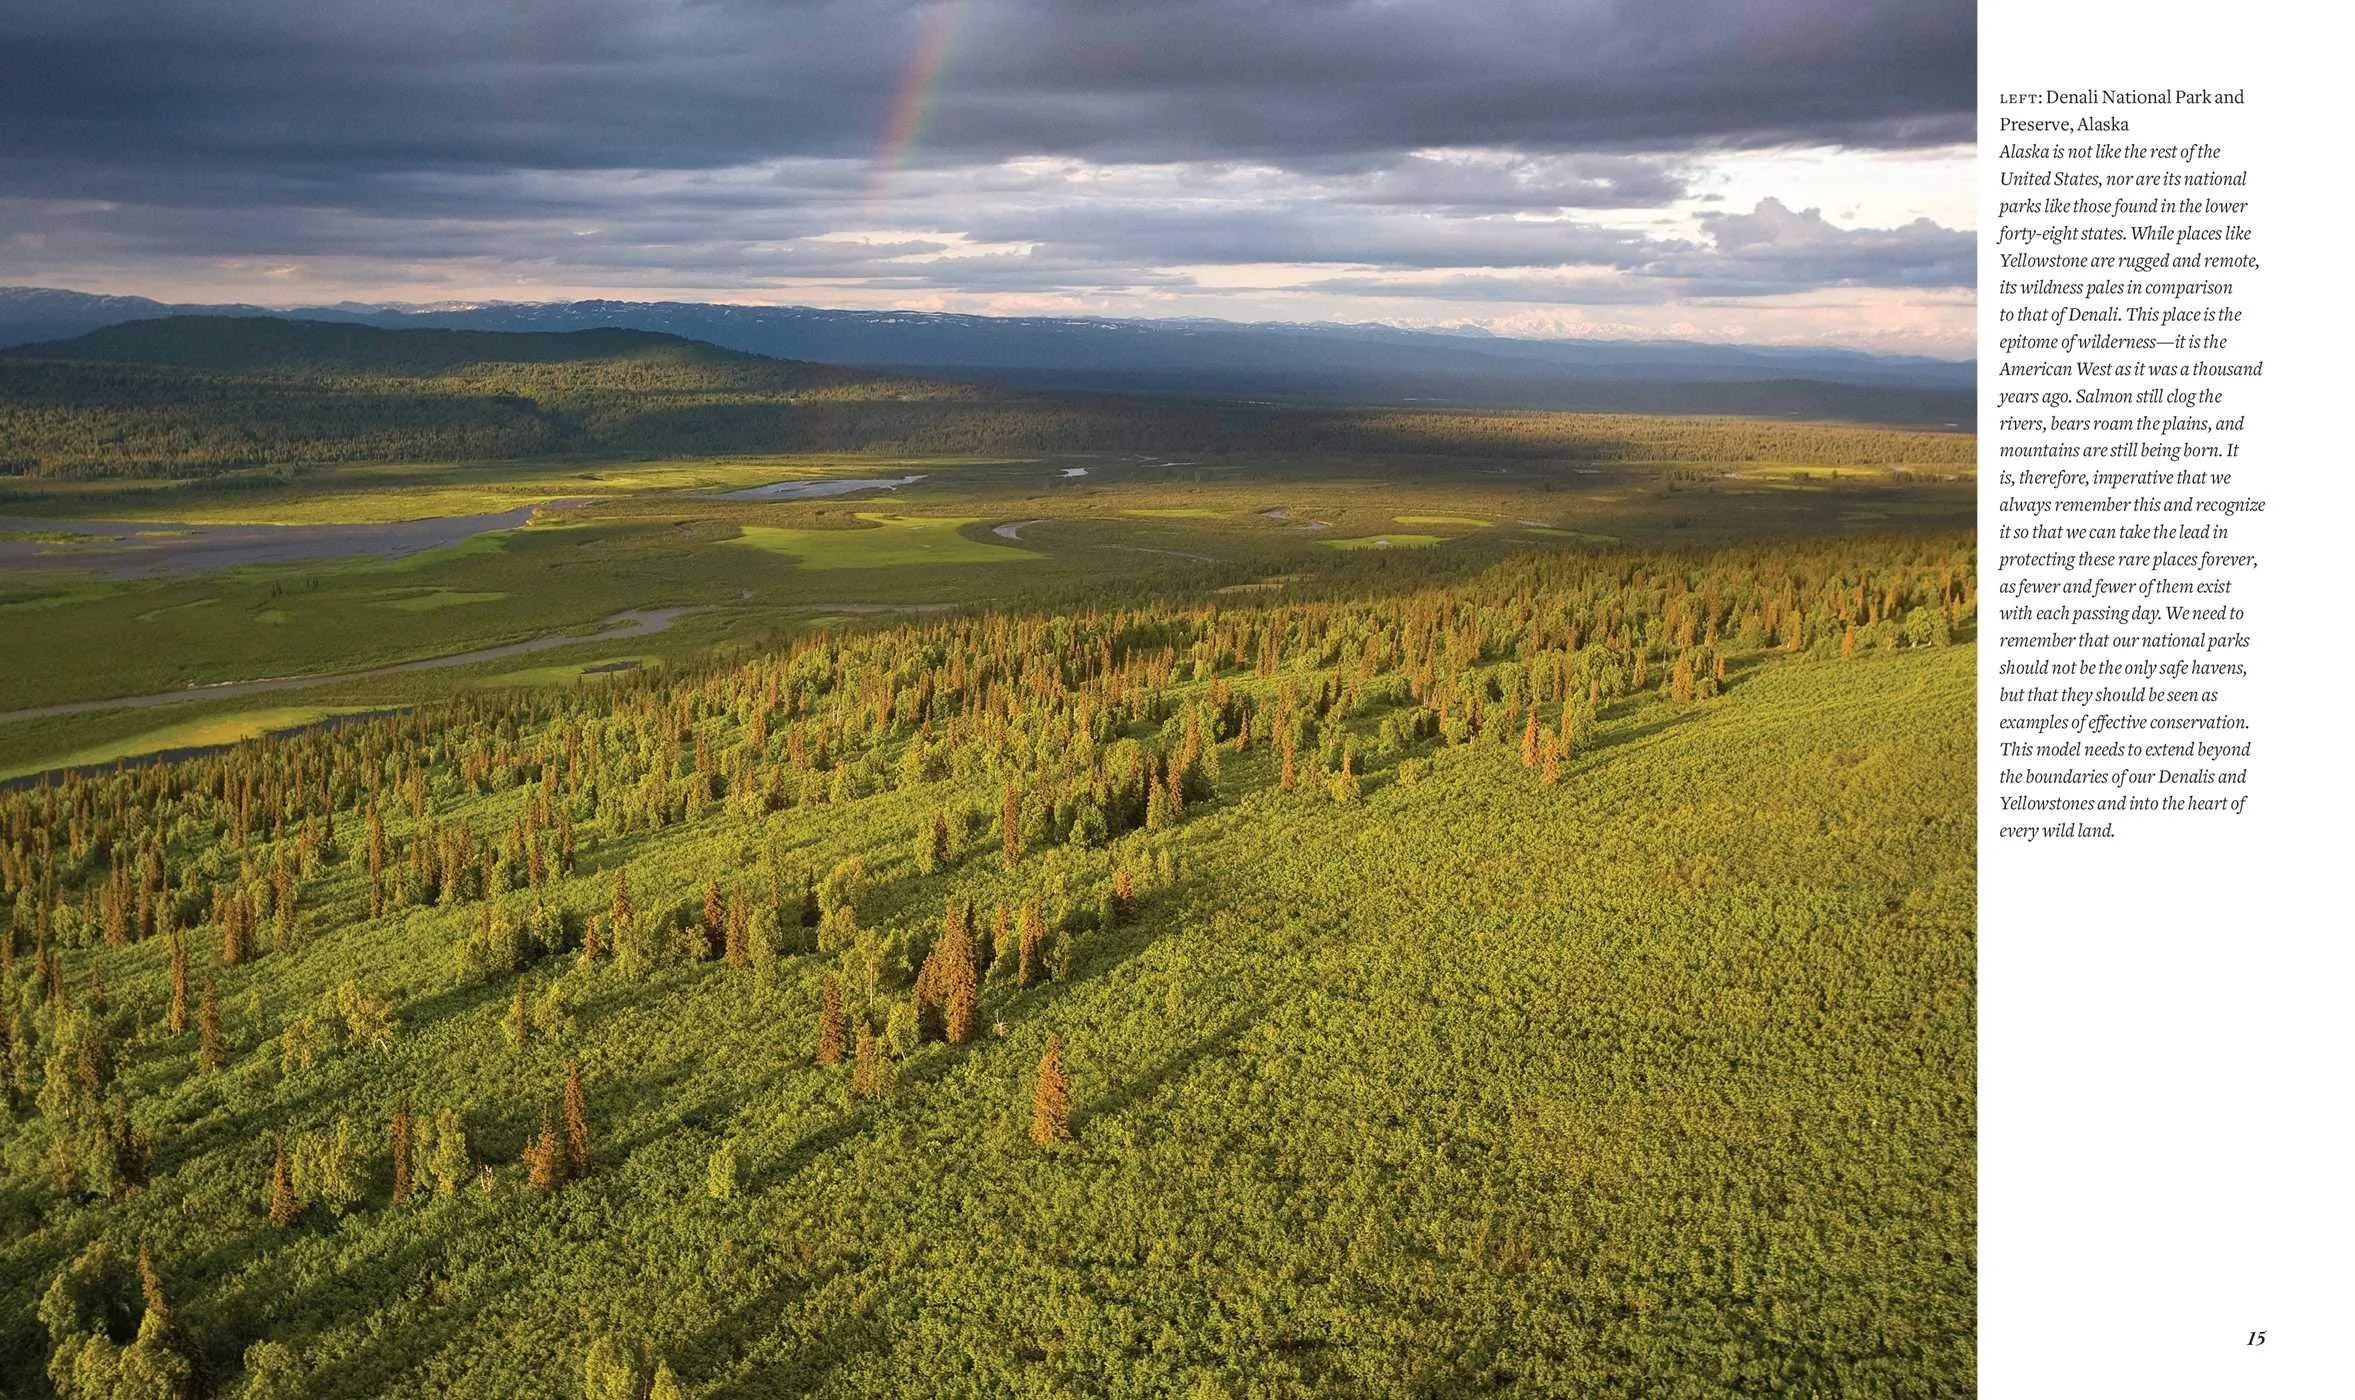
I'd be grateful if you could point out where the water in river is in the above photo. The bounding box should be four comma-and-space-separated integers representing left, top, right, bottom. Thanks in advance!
711, 475, 927, 501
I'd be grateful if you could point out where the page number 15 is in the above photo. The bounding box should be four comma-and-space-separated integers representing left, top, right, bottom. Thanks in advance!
2246, 1330, 2267, 1347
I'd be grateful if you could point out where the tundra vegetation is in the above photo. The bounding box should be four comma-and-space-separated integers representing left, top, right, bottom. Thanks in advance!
0, 318, 1974, 1396
0, 530, 1974, 1396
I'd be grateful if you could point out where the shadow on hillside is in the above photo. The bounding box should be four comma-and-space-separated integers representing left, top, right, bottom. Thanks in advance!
1081, 1004, 1262, 1132
1584, 706, 1707, 753
700, 1299, 898, 1400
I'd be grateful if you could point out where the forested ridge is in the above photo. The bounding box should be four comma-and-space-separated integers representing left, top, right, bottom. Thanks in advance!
0, 318, 1975, 481
0, 533, 1975, 1397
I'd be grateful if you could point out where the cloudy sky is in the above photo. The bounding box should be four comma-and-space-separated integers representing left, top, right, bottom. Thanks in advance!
0, 1, 1974, 355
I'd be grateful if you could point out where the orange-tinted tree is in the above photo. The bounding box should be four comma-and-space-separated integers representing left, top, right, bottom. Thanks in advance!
1030, 1033, 1072, 1147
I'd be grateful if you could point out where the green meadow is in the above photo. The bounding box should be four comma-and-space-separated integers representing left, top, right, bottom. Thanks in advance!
727, 516, 1036, 571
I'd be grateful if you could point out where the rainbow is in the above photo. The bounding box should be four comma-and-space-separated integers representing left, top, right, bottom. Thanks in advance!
869, 0, 970, 205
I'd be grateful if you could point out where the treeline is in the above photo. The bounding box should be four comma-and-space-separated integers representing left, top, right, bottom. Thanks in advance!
0, 317, 1975, 479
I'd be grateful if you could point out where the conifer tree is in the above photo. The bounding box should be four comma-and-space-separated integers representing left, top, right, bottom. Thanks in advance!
1030, 1033, 1072, 1147
1001, 785, 1023, 868
1016, 902, 1045, 988
935, 905, 982, 1045
1328, 750, 1360, 804
562, 1058, 591, 1178
523, 1109, 565, 1193
136, 1243, 175, 1350
849, 1022, 892, 1101
1110, 867, 1136, 923
165, 932, 188, 1036
815, 976, 847, 1066
197, 978, 223, 1074
702, 881, 724, 960
266, 1140, 297, 1226
724, 889, 749, 969
611, 868, 633, 933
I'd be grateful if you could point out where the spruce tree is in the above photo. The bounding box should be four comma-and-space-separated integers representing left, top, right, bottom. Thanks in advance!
935, 906, 981, 1045
165, 932, 189, 1036
197, 978, 224, 1075
849, 1022, 891, 1102
815, 976, 847, 1066
1016, 902, 1045, 988
523, 1110, 565, 1193
136, 1244, 176, 1351
562, 1058, 591, 1178
1030, 1033, 1072, 1147
724, 889, 749, 969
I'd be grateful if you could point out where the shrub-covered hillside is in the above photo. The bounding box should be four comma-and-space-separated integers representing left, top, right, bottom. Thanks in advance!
1, 535, 1975, 1397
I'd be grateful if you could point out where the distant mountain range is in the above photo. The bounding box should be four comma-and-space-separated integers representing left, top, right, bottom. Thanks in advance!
1, 314, 1973, 481
0, 287, 1973, 427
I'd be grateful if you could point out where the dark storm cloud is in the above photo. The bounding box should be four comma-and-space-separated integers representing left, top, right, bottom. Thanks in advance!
0, 0, 1970, 190
0, 1, 1972, 333
5, 174, 1968, 306
962, 203, 1675, 272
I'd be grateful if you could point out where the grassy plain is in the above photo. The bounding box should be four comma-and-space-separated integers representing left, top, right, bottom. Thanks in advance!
727, 516, 1036, 571
1, 439, 1970, 778
1323, 533, 1445, 551
0, 706, 379, 781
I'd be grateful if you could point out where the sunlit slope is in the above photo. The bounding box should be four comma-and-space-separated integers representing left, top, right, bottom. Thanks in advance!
3, 636, 1971, 1398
